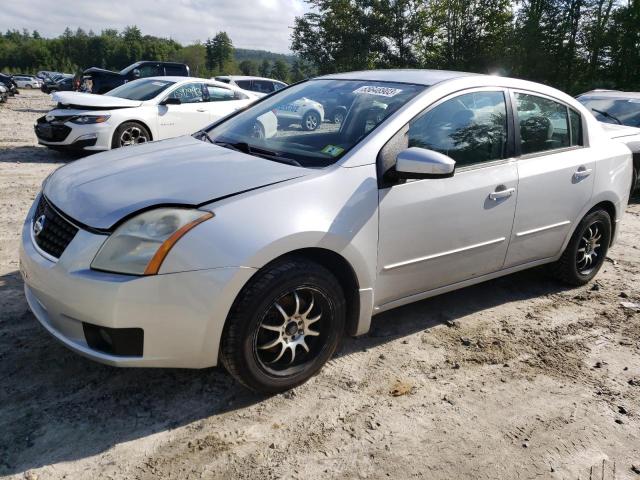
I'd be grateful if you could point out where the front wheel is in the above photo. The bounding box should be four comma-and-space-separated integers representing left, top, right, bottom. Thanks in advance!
302, 111, 321, 131
221, 258, 345, 393
550, 209, 611, 285
111, 122, 151, 149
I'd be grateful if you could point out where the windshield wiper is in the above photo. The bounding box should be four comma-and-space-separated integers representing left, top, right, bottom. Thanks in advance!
212, 139, 302, 167
592, 108, 622, 125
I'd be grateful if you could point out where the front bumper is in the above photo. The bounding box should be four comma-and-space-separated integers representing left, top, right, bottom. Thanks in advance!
20, 200, 256, 368
34, 117, 113, 151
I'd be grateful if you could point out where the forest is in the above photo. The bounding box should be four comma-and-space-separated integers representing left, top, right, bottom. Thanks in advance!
0, 0, 638, 93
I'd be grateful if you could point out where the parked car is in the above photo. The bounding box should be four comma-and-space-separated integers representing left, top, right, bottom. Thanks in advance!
21, 70, 634, 393
37, 71, 61, 81
0, 85, 7, 103
0, 73, 19, 96
13, 75, 42, 89
41, 74, 73, 93
83, 61, 190, 94
34, 76, 270, 151
47, 76, 75, 93
214, 75, 287, 97
577, 90, 640, 192
273, 97, 325, 130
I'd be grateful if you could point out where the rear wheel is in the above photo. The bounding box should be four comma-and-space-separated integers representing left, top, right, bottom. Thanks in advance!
550, 209, 611, 285
631, 164, 638, 196
111, 121, 151, 149
221, 258, 345, 393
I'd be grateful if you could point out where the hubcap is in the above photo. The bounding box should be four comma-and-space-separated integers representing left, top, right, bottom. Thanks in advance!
120, 126, 148, 147
576, 222, 603, 274
254, 288, 325, 373
334, 113, 344, 125
306, 114, 318, 130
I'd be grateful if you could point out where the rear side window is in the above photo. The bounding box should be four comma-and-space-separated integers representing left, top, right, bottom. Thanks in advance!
206, 85, 235, 101
408, 91, 508, 168
164, 65, 187, 76
253, 80, 275, 93
515, 93, 570, 155
569, 109, 583, 146
235, 80, 252, 90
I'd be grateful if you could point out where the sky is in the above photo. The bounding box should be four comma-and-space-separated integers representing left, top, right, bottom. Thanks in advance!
0, 0, 309, 53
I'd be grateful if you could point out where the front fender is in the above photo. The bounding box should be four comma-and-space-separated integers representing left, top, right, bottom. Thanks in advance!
160, 164, 380, 292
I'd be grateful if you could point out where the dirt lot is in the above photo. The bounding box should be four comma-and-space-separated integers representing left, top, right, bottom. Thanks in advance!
1, 90, 639, 480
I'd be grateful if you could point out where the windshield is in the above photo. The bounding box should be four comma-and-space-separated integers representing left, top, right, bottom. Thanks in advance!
105, 78, 175, 101
203, 79, 425, 167
578, 96, 640, 127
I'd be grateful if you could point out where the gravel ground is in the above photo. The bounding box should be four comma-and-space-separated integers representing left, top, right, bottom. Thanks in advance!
1, 90, 640, 480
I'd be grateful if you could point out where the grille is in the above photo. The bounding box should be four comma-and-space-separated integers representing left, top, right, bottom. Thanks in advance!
34, 116, 72, 142
32, 196, 79, 259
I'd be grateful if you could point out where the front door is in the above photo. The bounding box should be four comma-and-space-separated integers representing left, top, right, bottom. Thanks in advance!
376, 89, 518, 307
504, 92, 594, 267
157, 82, 210, 138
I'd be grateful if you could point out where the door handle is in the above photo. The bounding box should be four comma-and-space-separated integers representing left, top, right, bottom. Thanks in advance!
196, 108, 207, 112
489, 186, 516, 201
574, 166, 593, 180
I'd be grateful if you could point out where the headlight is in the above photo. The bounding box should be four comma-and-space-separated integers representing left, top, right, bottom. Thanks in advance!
70, 115, 111, 125
91, 208, 214, 275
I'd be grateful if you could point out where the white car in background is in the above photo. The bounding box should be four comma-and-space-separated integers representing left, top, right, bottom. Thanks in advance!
34, 77, 276, 151
214, 75, 287, 97
274, 97, 325, 131
13, 75, 42, 89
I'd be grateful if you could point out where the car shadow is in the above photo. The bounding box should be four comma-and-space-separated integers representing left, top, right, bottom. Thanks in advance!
0, 145, 88, 164
0, 264, 571, 475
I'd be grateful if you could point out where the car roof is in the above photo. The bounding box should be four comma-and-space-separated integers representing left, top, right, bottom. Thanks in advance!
143, 76, 255, 95
317, 69, 479, 86
578, 90, 640, 100
217, 75, 287, 83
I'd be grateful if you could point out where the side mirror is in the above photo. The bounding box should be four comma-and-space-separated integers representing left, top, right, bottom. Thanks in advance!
395, 147, 456, 179
161, 97, 181, 106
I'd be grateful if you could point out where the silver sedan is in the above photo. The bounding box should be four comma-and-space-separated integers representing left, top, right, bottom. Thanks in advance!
20, 70, 634, 392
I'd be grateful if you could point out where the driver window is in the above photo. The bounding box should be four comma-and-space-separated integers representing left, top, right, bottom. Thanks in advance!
169, 83, 205, 103
137, 64, 162, 78
408, 91, 508, 167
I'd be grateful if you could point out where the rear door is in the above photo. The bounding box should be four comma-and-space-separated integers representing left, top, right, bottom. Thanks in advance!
504, 91, 593, 267
204, 84, 250, 122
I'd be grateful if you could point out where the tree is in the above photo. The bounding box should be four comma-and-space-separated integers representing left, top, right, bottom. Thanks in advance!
271, 59, 289, 81
206, 31, 234, 73
239, 59, 258, 75
259, 59, 271, 77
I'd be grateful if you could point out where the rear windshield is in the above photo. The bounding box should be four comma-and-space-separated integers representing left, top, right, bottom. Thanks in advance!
105, 78, 175, 101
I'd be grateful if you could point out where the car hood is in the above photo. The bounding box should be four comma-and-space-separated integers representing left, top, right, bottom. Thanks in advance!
83, 67, 119, 76
43, 136, 309, 230
52, 91, 142, 109
600, 122, 640, 139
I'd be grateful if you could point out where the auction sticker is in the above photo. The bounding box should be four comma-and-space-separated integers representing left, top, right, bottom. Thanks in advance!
353, 85, 403, 97
321, 145, 345, 157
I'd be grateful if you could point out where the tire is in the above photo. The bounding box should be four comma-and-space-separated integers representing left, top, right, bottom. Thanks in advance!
25, 85, 32, 89
111, 121, 151, 149
333, 108, 346, 125
302, 111, 321, 131
631, 163, 638, 196
550, 209, 611, 286
221, 257, 346, 393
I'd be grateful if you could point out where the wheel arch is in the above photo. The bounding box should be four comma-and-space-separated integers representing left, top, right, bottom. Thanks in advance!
587, 200, 617, 246
228, 247, 362, 338
113, 118, 154, 144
